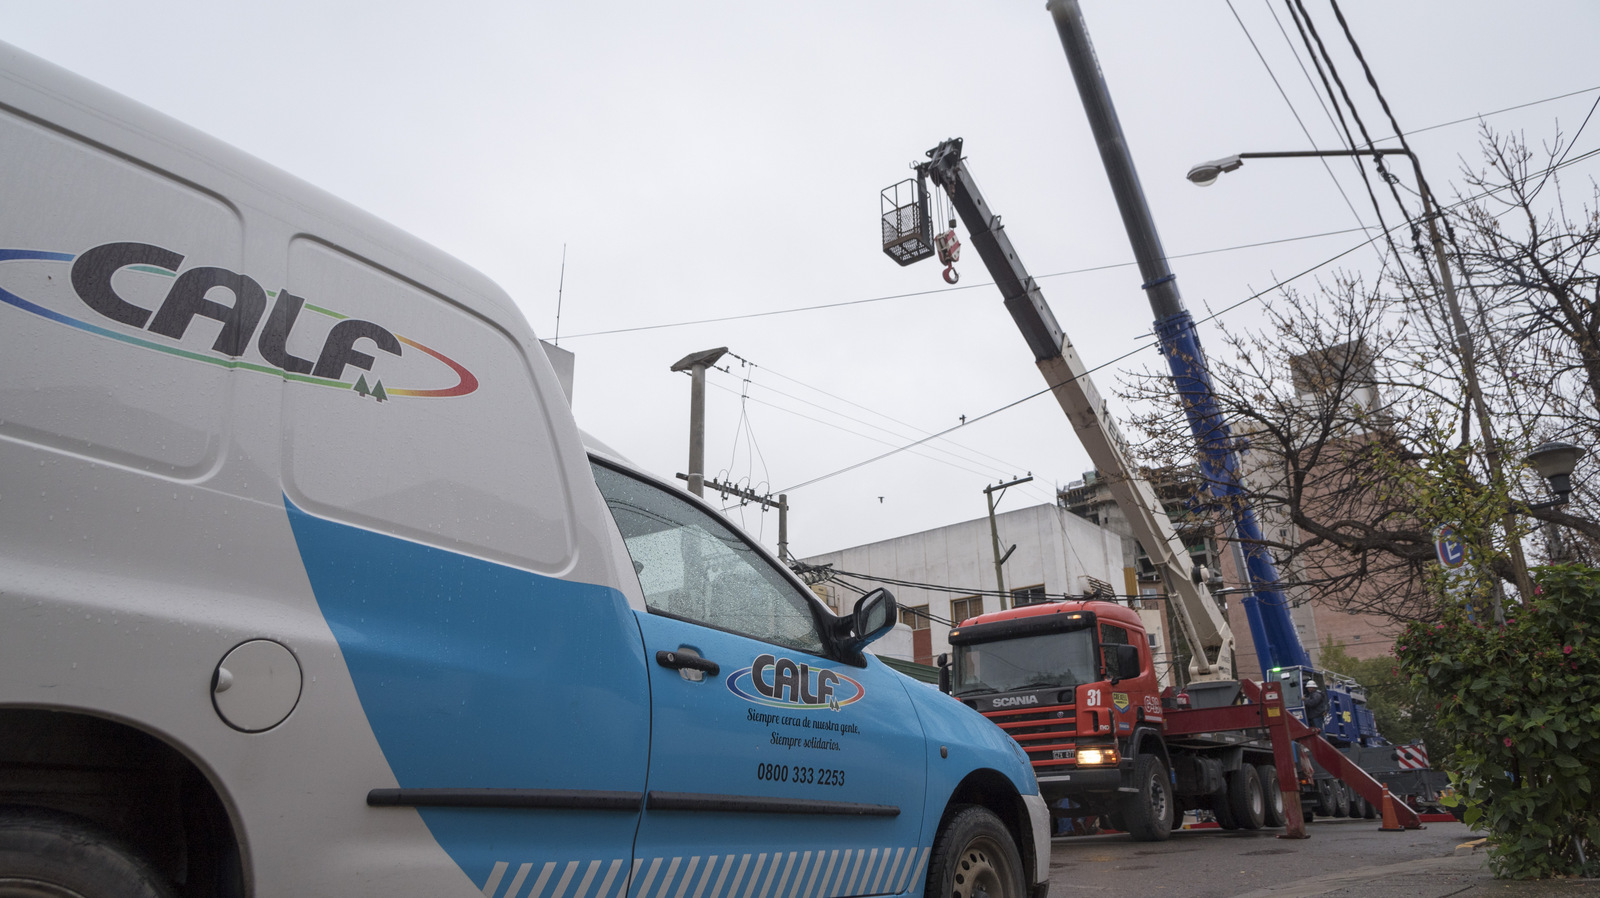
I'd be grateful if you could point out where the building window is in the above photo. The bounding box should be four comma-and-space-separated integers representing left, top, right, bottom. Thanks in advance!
1010, 584, 1047, 607
899, 604, 930, 630
950, 595, 985, 625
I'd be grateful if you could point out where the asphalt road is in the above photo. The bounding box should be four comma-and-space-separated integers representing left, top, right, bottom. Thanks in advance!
1045, 817, 1502, 898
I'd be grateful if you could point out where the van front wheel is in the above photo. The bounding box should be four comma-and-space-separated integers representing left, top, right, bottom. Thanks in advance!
926, 806, 1024, 898
0, 806, 175, 898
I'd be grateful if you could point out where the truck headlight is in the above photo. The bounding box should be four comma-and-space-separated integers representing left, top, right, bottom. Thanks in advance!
1077, 748, 1118, 766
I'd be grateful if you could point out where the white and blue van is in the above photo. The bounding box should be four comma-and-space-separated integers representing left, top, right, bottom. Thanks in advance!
0, 41, 1050, 898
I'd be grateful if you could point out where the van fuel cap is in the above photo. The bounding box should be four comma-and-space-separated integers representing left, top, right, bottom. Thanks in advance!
212, 639, 302, 732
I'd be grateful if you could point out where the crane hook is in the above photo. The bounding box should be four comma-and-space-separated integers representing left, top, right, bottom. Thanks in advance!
934, 221, 961, 285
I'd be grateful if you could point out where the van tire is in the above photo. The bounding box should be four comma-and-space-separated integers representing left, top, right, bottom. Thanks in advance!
1228, 765, 1266, 830
1118, 754, 1173, 842
1255, 764, 1287, 828
0, 806, 175, 898
926, 806, 1024, 898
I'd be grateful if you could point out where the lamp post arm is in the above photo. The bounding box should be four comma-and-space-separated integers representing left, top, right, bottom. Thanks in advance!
1202, 145, 1535, 603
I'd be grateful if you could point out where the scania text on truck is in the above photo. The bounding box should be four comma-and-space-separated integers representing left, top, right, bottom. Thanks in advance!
0, 42, 1052, 898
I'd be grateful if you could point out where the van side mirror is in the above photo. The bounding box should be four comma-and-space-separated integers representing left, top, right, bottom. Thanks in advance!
937, 653, 951, 694
833, 588, 897, 660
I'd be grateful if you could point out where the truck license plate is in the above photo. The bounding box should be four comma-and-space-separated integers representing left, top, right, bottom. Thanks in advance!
1052, 749, 1076, 760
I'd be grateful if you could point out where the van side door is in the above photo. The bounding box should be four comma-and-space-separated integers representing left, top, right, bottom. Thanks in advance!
591, 461, 930, 898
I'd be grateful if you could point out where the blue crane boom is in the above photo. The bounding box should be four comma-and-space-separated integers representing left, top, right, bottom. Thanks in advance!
1046, 0, 1312, 675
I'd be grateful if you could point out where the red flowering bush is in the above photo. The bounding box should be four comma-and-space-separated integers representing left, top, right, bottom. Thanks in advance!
1396, 565, 1599, 879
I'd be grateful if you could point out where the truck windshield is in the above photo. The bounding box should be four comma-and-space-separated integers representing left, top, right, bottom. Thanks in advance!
951, 629, 1098, 697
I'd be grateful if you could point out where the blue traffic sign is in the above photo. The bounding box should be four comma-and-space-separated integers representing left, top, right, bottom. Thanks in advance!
1435, 525, 1467, 568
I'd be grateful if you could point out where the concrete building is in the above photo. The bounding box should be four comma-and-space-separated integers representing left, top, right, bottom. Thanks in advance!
800, 502, 1177, 687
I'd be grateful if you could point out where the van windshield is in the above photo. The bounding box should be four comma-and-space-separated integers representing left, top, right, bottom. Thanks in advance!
951, 629, 1098, 697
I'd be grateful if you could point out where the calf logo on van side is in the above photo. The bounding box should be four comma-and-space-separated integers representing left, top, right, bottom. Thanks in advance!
0, 244, 477, 400
726, 654, 865, 711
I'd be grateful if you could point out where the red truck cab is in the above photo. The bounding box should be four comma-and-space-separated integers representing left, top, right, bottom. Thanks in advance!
946, 601, 1170, 834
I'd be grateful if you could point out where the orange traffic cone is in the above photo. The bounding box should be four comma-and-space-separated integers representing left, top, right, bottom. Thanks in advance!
1379, 791, 1404, 832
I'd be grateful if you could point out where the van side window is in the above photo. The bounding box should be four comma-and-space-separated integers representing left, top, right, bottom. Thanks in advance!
591, 461, 824, 654
1099, 622, 1131, 679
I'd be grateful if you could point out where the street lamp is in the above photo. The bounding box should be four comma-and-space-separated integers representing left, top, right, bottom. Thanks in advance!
1185, 148, 1411, 187
1526, 441, 1586, 509
1185, 155, 1243, 186
1187, 146, 1539, 601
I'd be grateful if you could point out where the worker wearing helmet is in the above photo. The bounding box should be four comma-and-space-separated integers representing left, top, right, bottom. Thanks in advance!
1302, 677, 1329, 728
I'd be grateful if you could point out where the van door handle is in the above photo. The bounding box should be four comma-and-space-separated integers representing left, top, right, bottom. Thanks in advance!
656, 650, 720, 676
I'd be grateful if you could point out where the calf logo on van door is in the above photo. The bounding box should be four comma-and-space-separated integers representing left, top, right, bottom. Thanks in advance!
0, 244, 477, 400
726, 654, 865, 711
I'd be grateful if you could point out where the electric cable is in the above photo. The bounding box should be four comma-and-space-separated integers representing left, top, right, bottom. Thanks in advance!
820, 565, 1164, 606
558, 82, 1600, 343
708, 358, 1060, 505
705, 378, 1032, 487
1285, 0, 1409, 269
778, 142, 1600, 496
1526, 92, 1600, 203
727, 355, 1042, 478
1227, 0, 1378, 259
557, 226, 1370, 340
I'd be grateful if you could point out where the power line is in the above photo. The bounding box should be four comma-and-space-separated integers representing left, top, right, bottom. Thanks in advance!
820, 565, 1153, 606
559, 225, 1369, 340
728, 355, 1040, 477
1285, 0, 1410, 268
775, 143, 1600, 495
558, 82, 1600, 344
706, 378, 1054, 494
1226, 0, 1377, 255
1384, 84, 1600, 140
708, 357, 1059, 504
1527, 92, 1600, 203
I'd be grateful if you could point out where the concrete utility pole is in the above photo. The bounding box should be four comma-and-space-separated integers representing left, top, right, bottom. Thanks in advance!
984, 476, 1033, 609
670, 347, 728, 497
1188, 148, 1536, 607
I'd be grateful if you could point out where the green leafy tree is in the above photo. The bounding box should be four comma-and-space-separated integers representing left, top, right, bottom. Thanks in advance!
1395, 565, 1600, 879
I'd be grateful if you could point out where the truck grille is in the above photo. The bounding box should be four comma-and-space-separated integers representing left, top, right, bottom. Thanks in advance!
981, 703, 1082, 769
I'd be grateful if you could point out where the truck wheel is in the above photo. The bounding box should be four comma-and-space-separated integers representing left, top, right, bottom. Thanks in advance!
1228, 765, 1266, 830
1361, 794, 1378, 820
926, 806, 1024, 898
0, 806, 176, 898
1301, 805, 1315, 824
1209, 781, 1238, 830
1118, 754, 1174, 842
1332, 782, 1350, 818
1255, 764, 1286, 828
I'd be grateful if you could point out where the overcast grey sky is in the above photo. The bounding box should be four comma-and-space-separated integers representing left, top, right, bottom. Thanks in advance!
8, 2, 1599, 561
